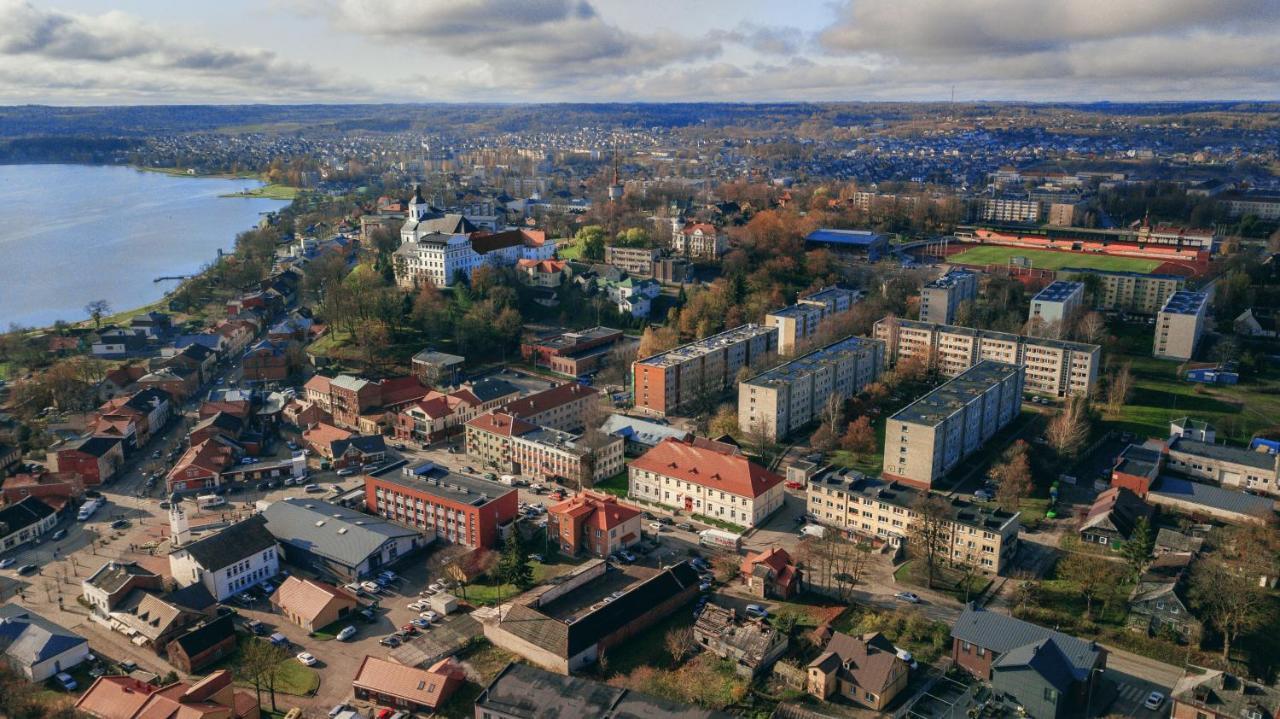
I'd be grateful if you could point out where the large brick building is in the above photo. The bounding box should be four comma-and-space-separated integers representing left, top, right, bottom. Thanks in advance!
632, 324, 778, 417
51, 436, 124, 486
365, 463, 517, 549
520, 327, 625, 377
498, 382, 599, 432
547, 491, 643, 558
873, 317, 1099, 397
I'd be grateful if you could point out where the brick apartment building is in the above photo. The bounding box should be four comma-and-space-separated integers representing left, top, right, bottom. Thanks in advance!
520, 327, 625, 377
51, 436, 124, 485
632, 324, 778, 417
465, 412, 624, 486
366, 463, 517, 549
498, 382, 599, 432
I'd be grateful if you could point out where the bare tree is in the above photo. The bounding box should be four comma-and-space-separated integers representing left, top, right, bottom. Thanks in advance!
84, 299, 111, 330
1106, 362, 1134, 415
1059, 552, 1122, 620
1045, 395, 1090, 459
1076, 311, 1106, 344
664, 626, 696, 664
1190, 558, 1275, 661
908, 493, 952, 589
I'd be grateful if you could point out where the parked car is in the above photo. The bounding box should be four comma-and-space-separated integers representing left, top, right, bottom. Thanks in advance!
894, 591, 921, 604
246, 619, 267, 636
379, 636, 401, 648
17, 564, 38, 576
110, 519, 130, 530
54, 672, 78, 691
676, 522, 693, 531
785, 481, 804, 490
50, 529, 67, 541
328, 705, 347, 718
1143, 692, 1165, 711
360, 581, 381, 593
268, 633, 289, 647
418, 611, 440, 622
895, 647, 919, 670
411, 618, 430, 629
336, 626, 357, 641
303, 484, 321, 492
974, 489, 994, 502
648, 522, 664, 531
744, 604, 769, 619
336, 466, 360, 476
296, 652, 317, 666
0, 558, 15, 569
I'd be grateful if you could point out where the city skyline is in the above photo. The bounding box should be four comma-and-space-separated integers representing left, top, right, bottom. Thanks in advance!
2, 0, 1278, 105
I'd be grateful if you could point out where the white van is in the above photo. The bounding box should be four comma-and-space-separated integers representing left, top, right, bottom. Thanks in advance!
77, 498, 103, 521
196, 494, 228, 509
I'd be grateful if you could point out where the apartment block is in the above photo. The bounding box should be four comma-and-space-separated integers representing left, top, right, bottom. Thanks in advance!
739, 336, 884, 442
499, 382, 599, 432
1058, 268, 1186, 315
765, 286, 864, 355
632, 324, 778, 417
883, 361, 1023, 489
464, 411, 625, 486
603, 245, 660, 276
920, 270, 977, 325
628, 438, 784, 527
873, 318, 1100, 397
978, 197, 1042, 224
1165, 436, 1280, 498
1154, 291, 1209, 361
806, 469, 1020, 574
1028, 280, 1084, 335
520, 327, 625, 378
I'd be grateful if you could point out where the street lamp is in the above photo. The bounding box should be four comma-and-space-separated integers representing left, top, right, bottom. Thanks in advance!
1084, 665, 1104, 719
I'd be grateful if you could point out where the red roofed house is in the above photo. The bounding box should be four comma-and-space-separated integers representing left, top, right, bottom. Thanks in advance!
352, 655, 466, 713
270, 576, 359, 633
393, 389, 484, 445
547, 490, 643, 558
166, 439, 236, 493
1, 471, 85, 512
740, 547, 801, 600
75, 670, 258, 719
498, 382, 598, 432
516, 258, 570, 287
465, 411, 624, 486
627, 437, 784, 527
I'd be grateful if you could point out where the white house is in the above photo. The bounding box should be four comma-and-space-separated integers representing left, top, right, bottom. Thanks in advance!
602, 277, 660, 318
0, 604, 91, 681
0, 497, 58, 554
168, 514, 280, 601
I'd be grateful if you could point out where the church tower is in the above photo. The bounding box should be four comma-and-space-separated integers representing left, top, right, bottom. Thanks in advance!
409, 184, 430, 221
168, 493, 191, 547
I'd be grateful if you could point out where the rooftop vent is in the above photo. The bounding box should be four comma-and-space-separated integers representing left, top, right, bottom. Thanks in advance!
337, 528, 348, 534
315, 520, 325, 527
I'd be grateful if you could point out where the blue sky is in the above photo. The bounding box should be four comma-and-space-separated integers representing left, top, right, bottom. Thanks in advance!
4, 0, 1278, 104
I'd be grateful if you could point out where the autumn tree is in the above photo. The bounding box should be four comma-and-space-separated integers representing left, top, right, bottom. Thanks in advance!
1190, 558, 1274, 661
664, 626, 696, 664
1046, 395, 1090, 459
1106, 362, 1134, 415
708, 404, 740, 439
989, 440, 1032, 511
840, 416, 877, 455
1058, 552, 1122, 619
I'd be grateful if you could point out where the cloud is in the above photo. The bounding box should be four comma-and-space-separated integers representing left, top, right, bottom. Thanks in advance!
320, 0, 720, 87
718, 22, 806, 55
0, 0, 368, 102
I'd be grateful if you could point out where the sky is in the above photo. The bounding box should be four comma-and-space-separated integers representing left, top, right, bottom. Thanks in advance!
2, 0, 1278, 105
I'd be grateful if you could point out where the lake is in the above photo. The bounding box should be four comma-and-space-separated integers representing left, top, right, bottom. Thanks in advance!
0, 164, 290, 329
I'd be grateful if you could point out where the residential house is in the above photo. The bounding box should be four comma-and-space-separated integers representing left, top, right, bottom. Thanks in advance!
807, 631, 909, 710
352, 656, 466, 713
672, 222, 727, 259
168, 514, 280, 601
0, 496, 58, 553
1154, 528, 1205, 556
241, 340, 291, 383
546, 491, 642, 558
165, 616, 239, 673
0, 470, 85, 511
516, 258, 569, 287
330, 434, 387, 469
628, 437, 785, 528
951, 605, 1106, 719
165, 438, 236, 493
601, 276, 660, 318
51, 435, 124, 485
739, 547, 801, 599
1127, 553, 1201, 641
1170, 669, 1280, 719
76, 670, 259, 719
693, 604, 789, 677
1078, 487, 1153, 547
262, 498, 429, 581
475, 661, 732, 719
0, 603, 91, 681
81, 561, 165, 617
98, 590, 195, 654
270, 576, 359, 633
393, 390, 484, 445
163, 343, 217, 384
91, 330, 149, 359
136, 366, 199, 402
187, 412, 244, 447
0, 442, 21, 478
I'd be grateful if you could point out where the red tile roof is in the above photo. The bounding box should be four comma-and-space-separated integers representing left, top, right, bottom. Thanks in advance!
378, 376, 431, 408
630, 438, 782, 499
549, 490, 641, 530
466, 411, 537, 438
352, 655, 465, 710
500, 382, 596, 419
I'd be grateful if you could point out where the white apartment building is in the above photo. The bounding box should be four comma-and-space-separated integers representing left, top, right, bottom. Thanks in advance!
873, 317, 1099, 397
765, 286, 865, 356
1028, 280, 1084, 336
168, 514, 280, 601
920, 270, 977, 325
979, 197, 1042, 224
739, 336, 885, 442
628, 438, 784, 527
883, 361, 1024, 489
1154, 291, 1209, 361
1058, 268, 1186, 315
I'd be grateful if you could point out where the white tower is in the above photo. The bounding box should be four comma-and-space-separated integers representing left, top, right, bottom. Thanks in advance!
168, 494, 191, 547
409, 184, 430, 220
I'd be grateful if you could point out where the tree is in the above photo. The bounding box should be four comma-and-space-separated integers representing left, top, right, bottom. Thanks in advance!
664, 626, 696, 664
497, 531, 533, 590
1011, 571, 1041, 612
773, 608, 801, 636
708, 404, 740, 439
1106, 362, 1134, 415
908, 493, 951, 589
575, 225, 607, 261
810, 424, 836, 453
840, 416, 877, 455
989, 440, 1032, 512
237, 640, 272, 707
1120, 516, 1154, 579
1046, 395, 1090, 459
84, 299, 111, 329
744, 416, 776, 461
1076, 311, 1106, 344
1190, 558, 1274, 661
1058, 552, 1122, 619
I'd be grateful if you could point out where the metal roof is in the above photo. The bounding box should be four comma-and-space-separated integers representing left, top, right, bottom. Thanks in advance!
262, 498, 422, 569
1032, 280, 1084, 303
952, 605, 1100, 682
1160, 291, 1209, 316
890, 360, 1020, 427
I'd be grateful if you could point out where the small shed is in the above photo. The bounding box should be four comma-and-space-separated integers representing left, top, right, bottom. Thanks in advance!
430, 592, 458, 616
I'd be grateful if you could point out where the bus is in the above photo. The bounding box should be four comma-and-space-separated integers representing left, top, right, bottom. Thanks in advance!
698, 529, 742, 551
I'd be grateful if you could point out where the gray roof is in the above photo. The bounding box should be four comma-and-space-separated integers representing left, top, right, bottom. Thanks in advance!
891, 360, 1021, 427
380, 463, 513, 508
992, 638, 1078, 692
599, 414, 691, 447
84, 561, 159, 595
1149, 476, 1276, 518
179, 515, 278, 572
261, 498, 421, 569
952, 605, 1101, 682
1168, 437, 1277, 471
476, 661, 731, 719
468, 377, 521, 403
0, 603, 88, 667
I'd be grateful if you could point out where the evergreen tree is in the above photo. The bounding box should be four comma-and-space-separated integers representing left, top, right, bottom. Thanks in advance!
1121, 516, 1154, 579
498, 531, 533, 589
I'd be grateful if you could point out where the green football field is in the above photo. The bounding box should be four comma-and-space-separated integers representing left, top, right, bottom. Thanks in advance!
948, 245, 1164, 273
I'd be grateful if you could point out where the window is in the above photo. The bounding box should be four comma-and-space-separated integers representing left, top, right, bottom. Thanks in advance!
976, 646, 985, 657
1043, 688, 1057, 703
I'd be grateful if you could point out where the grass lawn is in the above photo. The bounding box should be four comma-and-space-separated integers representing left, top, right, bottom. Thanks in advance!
692, 513, 747, 534
602, 605, 698, 676
1101, 324, 1280, 442
831, 602, 952, 664
894, 560, 991, 604
209, 634, 320, 696
461, 561, 570, 606
556, 241, 583, 261
220, 184, 300, 200
831, 448, 881, 475
594, 470, 628, 498
949, 245, 1163, 273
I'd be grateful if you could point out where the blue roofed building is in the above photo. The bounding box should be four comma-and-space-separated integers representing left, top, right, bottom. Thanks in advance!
0, 603, 92, 681
804, 229, 888, 261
